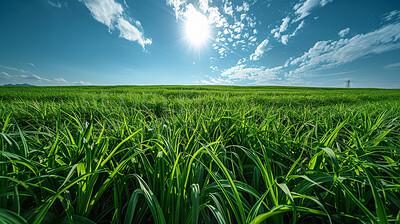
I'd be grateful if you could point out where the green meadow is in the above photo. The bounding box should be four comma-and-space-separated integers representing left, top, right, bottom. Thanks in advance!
0, 86, 399, 224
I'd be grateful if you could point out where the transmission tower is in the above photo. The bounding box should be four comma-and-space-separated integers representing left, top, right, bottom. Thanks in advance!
346, 80, 351, 88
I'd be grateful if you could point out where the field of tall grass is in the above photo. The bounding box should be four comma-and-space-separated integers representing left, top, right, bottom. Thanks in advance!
0, 86, 399, 223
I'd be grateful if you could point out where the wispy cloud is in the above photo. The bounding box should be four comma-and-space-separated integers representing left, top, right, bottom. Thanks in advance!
294, 0, 333, 22
202, 64, 281, 85
384, 10, 400, 21
338, 28, 350, 38
1, 72, 12, 78
203, 16, 400, 86
54, 78, 92, 85
266, 0, 331, 46
287, 21, 400, 78
384, 62, 400, 70
48, 0, 62, 8
116, 18, 152, 49
17, 74, 50, 82
3, 74, 91, 86
280, 20, 305, 45
0, 65, 28, 73
250, 39, 269, 61
0, 65, 90, 86
81, 0, 151, 49
271, 16, 290, 38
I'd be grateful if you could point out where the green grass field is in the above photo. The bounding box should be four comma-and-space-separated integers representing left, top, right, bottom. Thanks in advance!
0, 86, 399, 224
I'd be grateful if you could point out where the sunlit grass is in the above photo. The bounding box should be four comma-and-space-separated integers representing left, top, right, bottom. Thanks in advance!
0, 86, 399, 223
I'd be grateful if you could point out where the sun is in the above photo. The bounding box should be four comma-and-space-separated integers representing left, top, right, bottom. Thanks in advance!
184, 7, 210, 46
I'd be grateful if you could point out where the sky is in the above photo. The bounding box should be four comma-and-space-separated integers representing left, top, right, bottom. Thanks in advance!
0, 0, 400, 88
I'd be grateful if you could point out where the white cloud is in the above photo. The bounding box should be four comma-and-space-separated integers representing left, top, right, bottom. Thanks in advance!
234, 27, 241, 33
48, 0, 62, 8
250, 39, 270, 61
223, 2, 234, 17
166, 0, 187, 20
280, 20, 305, 45
12, 75, 91, 86
210, 66, 218, 71
271, 16, 290, 38
236, 2, 249, 13
218, 47, 227, 57
116, 18, 152, 49
208, 7, 226, 27
28, 63, 35, 67
240, 13, 246, 21
199, 0, 210, 12
82, 0, 151, 49
32, 75, 50, 82
0, 65, 27, 73
242, 2, 250, 12
165, 0, 258, 59
271, 17, 304, 45
213, 64, 281, 84
281, 35, 289, 45
384, 10, 400, 21
384, 62, 400, 70
16, 74, 50, 82
1, 72, 12, 78
338, 28, 350, 38
249, 36, 257, 42
82, 0, 123, 28
288, 22, 400, 77
291, 20, 305, 37
54, 78, 92, 85
294, 0, 333, 22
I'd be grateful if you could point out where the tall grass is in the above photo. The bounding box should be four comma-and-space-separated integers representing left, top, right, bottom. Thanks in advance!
0, 86, 399, 223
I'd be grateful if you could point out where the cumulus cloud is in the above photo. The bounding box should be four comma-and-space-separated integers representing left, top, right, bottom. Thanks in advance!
236, 2, 250, 12
294, 0, 333, 22
199, 0, 209, 12
208, 7, 226, 27
338, 28, 350, 37
288, 22, 400, 77
223, 2, 234, 17
250, 39, 269, 61
166, 0, 187, 20
81, 0, 151, 49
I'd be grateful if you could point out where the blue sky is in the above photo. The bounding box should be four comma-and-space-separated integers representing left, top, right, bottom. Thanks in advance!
0, 0, 400, 88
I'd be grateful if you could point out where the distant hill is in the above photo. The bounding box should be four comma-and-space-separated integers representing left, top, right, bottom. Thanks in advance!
3, 83, 35, 87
